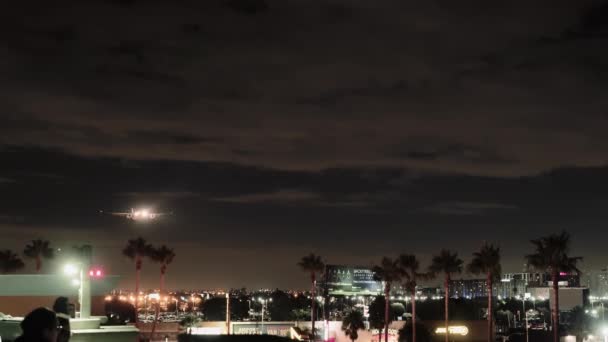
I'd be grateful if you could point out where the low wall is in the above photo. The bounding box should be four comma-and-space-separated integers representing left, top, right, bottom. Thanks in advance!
0, 274, 119, 317
138, 322, 182, 342
0, 318, 139, 342
0, 295, 107, 316
189, 320, 488, 342
108, 319, 490, 342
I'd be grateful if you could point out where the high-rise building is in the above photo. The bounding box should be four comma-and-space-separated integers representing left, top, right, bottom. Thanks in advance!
497, 272, 581, 298
496, 273, 546, 298
582, 268, 608, 297
449, 279, 488, 298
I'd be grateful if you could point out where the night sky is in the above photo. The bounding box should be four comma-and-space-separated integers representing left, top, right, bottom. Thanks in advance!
2, 0, 608, 290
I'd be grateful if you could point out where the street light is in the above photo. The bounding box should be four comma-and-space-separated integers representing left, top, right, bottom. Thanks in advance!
258, 298, 272, 334
523, 293, 531, 342
61, 245, 93, 319
226, 293, 230, 335
64, 264, 78, 276
63, 262, 91, 318
602, 326, 608, 342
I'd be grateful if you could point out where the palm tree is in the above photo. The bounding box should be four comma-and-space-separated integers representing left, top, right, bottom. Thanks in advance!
398, 254, 428, 342
341, 310, 365, 342
429, 249, 463, 342
123, 237, 153, 326
149, 245, 176, 339
373, 257, 401, 342
0, 250, 25, 274
567, 306, 590, 342
23, 239, 54, 272
179, 314, 201, 335
526, 231, 582, 342
298, 253, 325, 341
467, 243, 501, 342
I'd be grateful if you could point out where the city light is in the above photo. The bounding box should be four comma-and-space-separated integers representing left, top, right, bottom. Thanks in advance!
435, 326, 469, 336
63, 263, 78, 276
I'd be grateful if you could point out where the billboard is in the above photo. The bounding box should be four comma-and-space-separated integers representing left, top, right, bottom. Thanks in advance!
231, 322, 293, 336
324, 265, 383, 296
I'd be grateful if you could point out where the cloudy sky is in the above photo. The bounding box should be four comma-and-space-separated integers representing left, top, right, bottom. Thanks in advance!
1, 0, 608, 289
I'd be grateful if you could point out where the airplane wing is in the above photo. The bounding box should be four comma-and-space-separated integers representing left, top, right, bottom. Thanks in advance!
147, 211, 173, 218
99, 210, 130, 217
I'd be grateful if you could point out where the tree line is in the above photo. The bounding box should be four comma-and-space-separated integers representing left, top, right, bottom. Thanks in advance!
1, 239, 55, 273
302, 231, 581, 342
2, 232, 582, 342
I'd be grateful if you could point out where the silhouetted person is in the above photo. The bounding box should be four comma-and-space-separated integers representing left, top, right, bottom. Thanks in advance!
16, 307, 59, 342
52, 297, 71, 342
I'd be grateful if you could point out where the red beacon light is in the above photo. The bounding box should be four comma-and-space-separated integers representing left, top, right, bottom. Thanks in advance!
89, 267, 104, 278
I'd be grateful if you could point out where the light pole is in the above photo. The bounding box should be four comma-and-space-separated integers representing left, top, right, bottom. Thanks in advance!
523, 293, 531, 342
258, 298, 272, 334
226, 293, 231, 335
63, 261, 91, 319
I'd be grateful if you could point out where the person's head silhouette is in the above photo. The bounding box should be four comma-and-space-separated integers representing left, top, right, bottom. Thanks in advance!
52, 297, 69, 315
17, 307, 59, 342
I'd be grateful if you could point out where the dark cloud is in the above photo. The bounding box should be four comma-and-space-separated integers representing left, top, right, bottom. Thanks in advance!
126, 130, 223, 146
0, 0, 607, 177
1, 146, 608, 287
391, 140, 516, 165
299, 80, 409, 107
1, 0, 608, 288
420, 201, 518, 216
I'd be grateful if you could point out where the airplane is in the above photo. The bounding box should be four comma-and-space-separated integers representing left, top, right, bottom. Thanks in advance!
99, 208, 171, 221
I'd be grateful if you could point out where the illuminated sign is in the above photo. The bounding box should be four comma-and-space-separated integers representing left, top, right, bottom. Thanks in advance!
434, 326, 469, 336
190, 327, 222, 335
232, 323, 293, 336
370, 329, 399, 342
324, 265, 382, 296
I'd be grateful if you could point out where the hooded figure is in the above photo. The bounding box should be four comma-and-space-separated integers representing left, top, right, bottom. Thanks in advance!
52, 297, 71, 342
16, 307, 59, 342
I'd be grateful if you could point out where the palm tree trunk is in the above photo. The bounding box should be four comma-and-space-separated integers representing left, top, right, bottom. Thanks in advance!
411, 287, 416, 342
150, 267, 165, 340
444, 275, 449, 342
552, 271, 559, 342
384, 284, 390, 342
36, 257, 41, 273
311, 272, 316, 341
487, 275, 492, 342
135, 256, 142, 327
161, 265, 166, 291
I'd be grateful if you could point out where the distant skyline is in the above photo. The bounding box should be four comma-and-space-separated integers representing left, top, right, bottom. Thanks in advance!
2, 0, 608, 289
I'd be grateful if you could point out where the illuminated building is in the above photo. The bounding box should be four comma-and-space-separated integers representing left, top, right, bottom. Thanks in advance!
449, 279, 488, 298
582, 268, 608, 297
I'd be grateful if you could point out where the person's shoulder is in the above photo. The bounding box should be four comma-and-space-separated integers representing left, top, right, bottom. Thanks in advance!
56, 312, 71, 320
